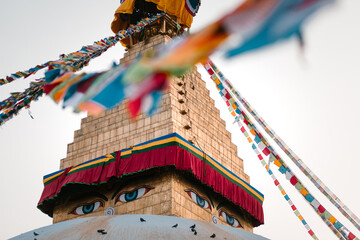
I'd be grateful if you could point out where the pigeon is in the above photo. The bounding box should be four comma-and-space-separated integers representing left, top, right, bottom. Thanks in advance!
97, 229, 107, 235
190, 224, 196, 229
140, 217, 146, 222
33, 232, 39, 236
210, 233, 216, 238
194, 231, 197, 235
191, 228, 196, 232
172, 224, 178, 228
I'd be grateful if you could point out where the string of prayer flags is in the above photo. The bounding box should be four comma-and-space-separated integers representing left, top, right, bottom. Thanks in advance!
0, 14, 166, 126
0, 14, 170, 125
207, 59, 360, 232
45, 65, 125, 115
204, 62, 342, 239
122, 21, 229, 84
0, 80, 45, 112
0, 14, 165, 87
57, 13, 165, 72
222, 0, 334, 57
47, 16, 229, 118
203, 61, 358, 240
43, 61, 169, 119
53, 13, 164, 73
0, 81, 45, 126
40, 1, 334, 91
0, 64, 49, 86
237, 116, 319, 240
1, 0, 334, 87
1, 0, 335, 124
204, 62, 319, 239
0, 93, 22, 112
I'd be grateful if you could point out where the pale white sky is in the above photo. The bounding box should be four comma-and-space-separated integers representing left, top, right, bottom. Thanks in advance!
0, 1, 359, 239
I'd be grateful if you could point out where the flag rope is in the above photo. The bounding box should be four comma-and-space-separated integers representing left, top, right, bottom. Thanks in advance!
206, 59, 360, 232
0, 80, 45, 125
0, 80, 44, 112
0, 13, 165, 86
235, 115, 319, 239
203, 61, 357, 240
0, 14, 165, 125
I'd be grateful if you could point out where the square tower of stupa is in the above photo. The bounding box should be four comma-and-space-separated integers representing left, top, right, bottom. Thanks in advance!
37, 15, 264, 233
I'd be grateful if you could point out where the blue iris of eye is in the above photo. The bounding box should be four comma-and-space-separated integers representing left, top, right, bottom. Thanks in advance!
196, 195, 206, 207
82, 203, 95, 214
226, 214, 235, 225
125, 190, 138, 202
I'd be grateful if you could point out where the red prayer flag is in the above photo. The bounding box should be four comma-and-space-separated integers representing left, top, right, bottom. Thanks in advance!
349, 232, 356, 240
240, 126, 245, 133
318, 205, 326, 213
290, 176, 298, 185
262, 147, 270, 156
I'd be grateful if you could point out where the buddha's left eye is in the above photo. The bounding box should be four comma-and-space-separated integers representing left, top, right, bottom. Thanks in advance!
71, 201, 103, 215
219, 210, 243, 228
117, 186, 153, 203
185, 189, 211, 209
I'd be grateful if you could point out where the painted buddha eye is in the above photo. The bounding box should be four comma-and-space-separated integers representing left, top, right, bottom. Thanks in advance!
219, 210, 243, 228
71, 201, 103, 215
185, 189, 211, 209
117, 186, 153, 203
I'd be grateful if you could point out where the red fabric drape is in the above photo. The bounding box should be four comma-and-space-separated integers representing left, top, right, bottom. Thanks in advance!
38, 145, 264, 225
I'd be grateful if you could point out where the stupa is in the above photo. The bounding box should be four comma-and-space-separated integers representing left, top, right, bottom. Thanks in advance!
12, 1, 267, 239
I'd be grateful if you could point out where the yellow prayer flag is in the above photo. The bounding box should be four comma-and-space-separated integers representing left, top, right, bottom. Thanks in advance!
329, 216, 337, 224
274, 159, 282, 167
300, 188, 309, 196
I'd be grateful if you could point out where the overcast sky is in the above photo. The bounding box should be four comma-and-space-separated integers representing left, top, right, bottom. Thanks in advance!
0, 0, 359, 239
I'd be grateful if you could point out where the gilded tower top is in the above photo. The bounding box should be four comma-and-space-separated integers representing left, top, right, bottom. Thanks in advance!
111, 0, 201, 34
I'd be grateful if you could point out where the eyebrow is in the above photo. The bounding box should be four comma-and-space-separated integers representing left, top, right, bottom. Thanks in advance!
69, 192, 108, 202
204, 192, 215, 208
111, 185, 124, 200
216, 201, 227, 210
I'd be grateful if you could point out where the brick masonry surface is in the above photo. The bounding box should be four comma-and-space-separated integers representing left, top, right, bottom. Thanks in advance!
53, 170, 254, 232
59, 33, 249, 183
54, 23, 256, 231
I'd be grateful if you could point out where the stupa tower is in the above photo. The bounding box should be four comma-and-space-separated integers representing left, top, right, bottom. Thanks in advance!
60, 16, 249, 184
24, 2, 266, 239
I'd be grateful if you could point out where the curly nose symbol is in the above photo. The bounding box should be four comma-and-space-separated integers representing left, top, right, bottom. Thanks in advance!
104, 207, 115, 216
212, 215, 218, 224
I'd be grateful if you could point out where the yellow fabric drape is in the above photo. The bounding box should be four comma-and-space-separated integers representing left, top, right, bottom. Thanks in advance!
111, 0, 194, 34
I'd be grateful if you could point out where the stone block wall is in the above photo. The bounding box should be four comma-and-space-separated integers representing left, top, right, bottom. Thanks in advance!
53, 170, 173, 223
171, 172, 253, 232
59, 33, 249, 183
60, 35, 173, 169
52, 169, 254, 232
169, 68, 248, 181
60, 94, 173, 169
